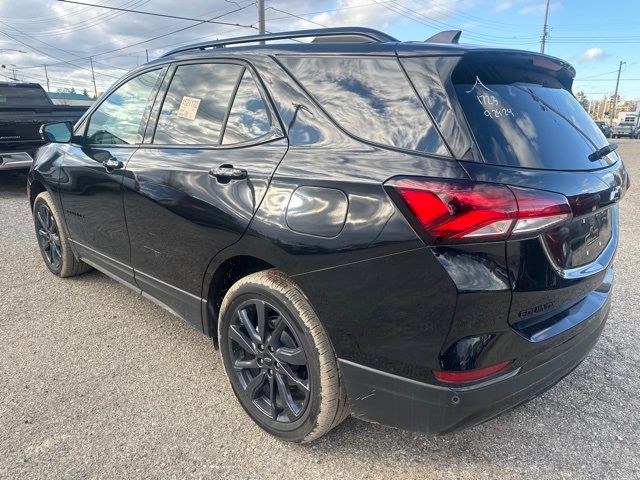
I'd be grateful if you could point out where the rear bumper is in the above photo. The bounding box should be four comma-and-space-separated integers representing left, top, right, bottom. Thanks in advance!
0, 151, 34, 170
339, 274, 611, 435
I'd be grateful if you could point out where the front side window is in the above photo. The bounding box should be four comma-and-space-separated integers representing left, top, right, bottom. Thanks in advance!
154, 63, 244, 145
86, 70, 162, 145
222, 69, 271, 145
280, 56, 449, 156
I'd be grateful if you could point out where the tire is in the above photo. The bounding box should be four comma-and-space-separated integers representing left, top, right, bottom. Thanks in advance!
33, 191, 92, 278
218, 269, 349, 443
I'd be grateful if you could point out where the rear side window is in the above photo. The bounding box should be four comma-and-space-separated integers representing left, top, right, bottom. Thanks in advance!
222, 69, 271, 145
281, 56, 449, 156
154, 63, 243, 145
87, 69, 162, 145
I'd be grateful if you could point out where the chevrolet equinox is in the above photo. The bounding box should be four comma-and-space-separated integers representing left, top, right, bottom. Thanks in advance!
28, 27, 629, 443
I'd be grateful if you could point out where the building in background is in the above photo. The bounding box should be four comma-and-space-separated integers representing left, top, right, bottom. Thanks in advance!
588, 96, 638, 123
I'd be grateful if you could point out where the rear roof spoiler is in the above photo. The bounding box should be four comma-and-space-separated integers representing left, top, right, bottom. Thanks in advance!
425, 30, 462, 44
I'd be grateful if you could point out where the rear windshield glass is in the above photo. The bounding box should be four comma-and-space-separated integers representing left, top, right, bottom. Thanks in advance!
0, 85, 51, 107
281, 56, 449, 156
455, 78, 611, 170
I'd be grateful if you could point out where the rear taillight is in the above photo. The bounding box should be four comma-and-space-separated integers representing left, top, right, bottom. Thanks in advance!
388, 178, 572, 243
433, 360, 512, 383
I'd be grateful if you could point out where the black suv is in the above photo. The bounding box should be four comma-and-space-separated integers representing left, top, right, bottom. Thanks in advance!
29, 28, 629, 443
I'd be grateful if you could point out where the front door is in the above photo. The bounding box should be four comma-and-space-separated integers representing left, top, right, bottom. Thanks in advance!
122, 61, 287, 327
58, 68, 166, 286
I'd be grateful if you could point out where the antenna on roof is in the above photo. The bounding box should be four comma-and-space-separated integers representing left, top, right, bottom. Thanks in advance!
425, 30, 462, 44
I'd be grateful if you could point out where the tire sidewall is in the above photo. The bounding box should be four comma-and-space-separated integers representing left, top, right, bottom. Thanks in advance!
219, 281, 324, 443
33, 194, 63, 276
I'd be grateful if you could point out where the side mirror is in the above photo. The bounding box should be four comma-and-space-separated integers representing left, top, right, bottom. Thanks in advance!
40, 121, 73, 143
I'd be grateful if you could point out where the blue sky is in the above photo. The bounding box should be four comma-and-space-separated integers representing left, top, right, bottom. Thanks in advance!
0, 0, 637, 101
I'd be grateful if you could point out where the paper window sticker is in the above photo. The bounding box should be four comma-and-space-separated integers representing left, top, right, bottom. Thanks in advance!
177, 96, 201, 120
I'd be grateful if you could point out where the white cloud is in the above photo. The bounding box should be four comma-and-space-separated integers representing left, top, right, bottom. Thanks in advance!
581, 47, 605, 62
495, 1, 514, 12
518, 0, 562, 15
0, 0, 475, 92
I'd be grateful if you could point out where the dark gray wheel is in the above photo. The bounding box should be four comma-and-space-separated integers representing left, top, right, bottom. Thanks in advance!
218, 270, 349, 443
33, 192, 91, 277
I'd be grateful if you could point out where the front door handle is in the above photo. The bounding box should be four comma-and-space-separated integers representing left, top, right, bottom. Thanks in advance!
209, 164, 247, 181
102, 158, 124, 171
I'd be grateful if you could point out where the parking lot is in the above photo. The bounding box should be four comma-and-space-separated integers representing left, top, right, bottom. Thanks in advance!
0, 140, 638, 479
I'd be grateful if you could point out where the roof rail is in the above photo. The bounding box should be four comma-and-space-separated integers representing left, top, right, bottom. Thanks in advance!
161, 27, 398, 58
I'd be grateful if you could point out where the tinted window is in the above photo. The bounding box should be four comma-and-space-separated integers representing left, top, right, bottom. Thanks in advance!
455, 82, 612, 170
154, 63, 243, 145
281, 56, 449, 156
0, 85, 51, 107
222, 70, 271, 144
400, 57, 471, 158
86, 70, 161, 145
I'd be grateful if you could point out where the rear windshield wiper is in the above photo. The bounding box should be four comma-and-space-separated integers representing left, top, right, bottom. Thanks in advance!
515, 85, 601, 152
588, 143, 618, 162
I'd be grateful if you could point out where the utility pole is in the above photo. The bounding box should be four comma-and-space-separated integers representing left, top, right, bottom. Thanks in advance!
145, 49, 149, 62
610, 60, 626, 127
540, 0, 551, 53
258, 0, 265, 44
89, 56, 98, 99
43, 64, 50, 92
12, 67, 17, 81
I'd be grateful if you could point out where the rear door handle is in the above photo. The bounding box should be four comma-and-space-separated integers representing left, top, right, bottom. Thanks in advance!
209, 165, 247, 181
103, 158, 124, 171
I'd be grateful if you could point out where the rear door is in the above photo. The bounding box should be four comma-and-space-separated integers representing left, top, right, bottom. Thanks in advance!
122, 60, 287, 326
58, 68, 166, 286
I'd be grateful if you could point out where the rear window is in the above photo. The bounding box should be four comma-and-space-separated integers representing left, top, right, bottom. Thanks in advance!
281, 56, 449, 156
0, 85, 51, 107
453, 58, 613, 170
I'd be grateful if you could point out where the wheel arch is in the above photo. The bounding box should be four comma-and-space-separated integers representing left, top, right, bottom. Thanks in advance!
204, 254, 275, 343
28, 179, 48, 211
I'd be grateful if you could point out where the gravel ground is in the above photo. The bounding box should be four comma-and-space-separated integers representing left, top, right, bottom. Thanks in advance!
1, 140, 639, 479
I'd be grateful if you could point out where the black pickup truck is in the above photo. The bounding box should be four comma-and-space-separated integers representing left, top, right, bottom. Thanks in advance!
0, 82, 88, 171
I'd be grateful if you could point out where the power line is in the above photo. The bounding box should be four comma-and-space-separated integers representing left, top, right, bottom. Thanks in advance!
0, 28, 121, 79
56, 0, 256, 28
373, 0, 540, 44
265, 6, 328, 28
575, 69, 623, 81
0, 19, 127, 74
12, 1, 257, 71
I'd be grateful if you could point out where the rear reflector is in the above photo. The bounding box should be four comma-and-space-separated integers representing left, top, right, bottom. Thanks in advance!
388, 178, 572, 243
433, 360, 512, 383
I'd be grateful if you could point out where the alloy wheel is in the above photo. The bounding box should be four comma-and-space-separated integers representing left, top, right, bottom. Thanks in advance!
36, 203, 62, 270
227, 299, 310, 423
